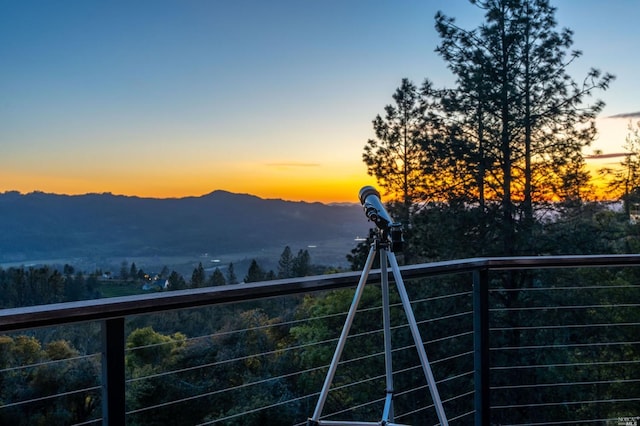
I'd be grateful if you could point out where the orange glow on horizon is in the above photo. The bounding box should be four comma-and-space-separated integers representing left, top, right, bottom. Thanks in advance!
585, 159, 625, 201
0, 156, 625, 204
0, 167, 379, 204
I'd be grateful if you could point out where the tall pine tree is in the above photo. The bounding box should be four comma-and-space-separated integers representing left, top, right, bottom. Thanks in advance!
363, 78, 447, 225
435, 0, 613, 254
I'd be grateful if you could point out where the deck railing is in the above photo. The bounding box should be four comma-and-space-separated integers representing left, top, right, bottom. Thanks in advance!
1, 254, 639, 425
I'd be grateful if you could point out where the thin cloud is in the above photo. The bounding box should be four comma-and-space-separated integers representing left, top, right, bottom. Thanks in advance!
585, 152, 631, 159
266, 162, 321, 168
607, 111, 640, 119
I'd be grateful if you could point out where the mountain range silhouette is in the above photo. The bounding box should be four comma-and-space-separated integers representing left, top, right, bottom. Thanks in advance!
0, 190, 371, 269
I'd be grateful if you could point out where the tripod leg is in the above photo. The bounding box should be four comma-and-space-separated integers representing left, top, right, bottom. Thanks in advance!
387, 252, 449, 426
380, 248, 395, 423
309, 244, 378, 422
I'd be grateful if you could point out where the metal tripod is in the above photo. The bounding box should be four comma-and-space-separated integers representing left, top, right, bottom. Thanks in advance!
307, 232, 449, 426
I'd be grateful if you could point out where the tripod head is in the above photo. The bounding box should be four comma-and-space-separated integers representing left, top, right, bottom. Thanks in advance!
358, 186, 403, 252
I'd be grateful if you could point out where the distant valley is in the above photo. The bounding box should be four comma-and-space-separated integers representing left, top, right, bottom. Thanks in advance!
0, 190, 372, 275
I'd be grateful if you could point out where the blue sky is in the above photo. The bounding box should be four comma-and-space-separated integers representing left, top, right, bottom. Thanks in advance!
0, 0, 637, 202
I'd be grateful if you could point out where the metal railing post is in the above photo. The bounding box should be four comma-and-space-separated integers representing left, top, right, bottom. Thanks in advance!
473, 268, 490, 426
102, 317, 126, 425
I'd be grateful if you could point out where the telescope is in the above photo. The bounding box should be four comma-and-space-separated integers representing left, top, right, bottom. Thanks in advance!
309, 186, 448, 426
358, 186, 403, 252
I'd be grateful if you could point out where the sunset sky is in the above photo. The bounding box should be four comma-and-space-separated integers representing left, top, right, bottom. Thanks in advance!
1, 0, 638, 203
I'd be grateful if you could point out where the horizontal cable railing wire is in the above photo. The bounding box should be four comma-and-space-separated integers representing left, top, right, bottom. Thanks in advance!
0, 345, 102, 425
125, 344, 385, 417
126, 299, 474, 424
125, 308, 384, 419
492, 377, 640, 391
120, 279, 475, 424
0, 385, 102, 410
126, 279, 472, 424
491, 358, 640, 371
491, 321, 640, 331
501, 418, 639, 426
71, 418, 102, 426
488, 267, 640, 425
0, 352, 97, 375
492, 396, 640, 410
491, 303, 640, 312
